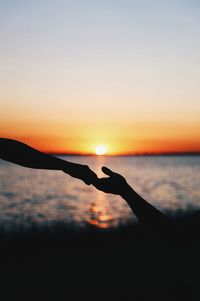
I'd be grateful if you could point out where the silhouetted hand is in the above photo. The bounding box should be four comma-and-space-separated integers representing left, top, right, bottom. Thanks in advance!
93, 166, 129, 195
62, 163, 98, 185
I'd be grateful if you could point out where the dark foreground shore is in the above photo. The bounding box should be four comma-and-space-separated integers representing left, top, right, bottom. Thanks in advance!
0, 220, 200, 301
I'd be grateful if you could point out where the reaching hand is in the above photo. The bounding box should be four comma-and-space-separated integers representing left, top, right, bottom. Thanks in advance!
93, 166, 129, 195
63, 163, 98, 185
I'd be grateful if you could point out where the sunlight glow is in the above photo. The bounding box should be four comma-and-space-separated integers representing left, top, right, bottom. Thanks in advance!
1, 1, 200, 155
95, 145, 107, 155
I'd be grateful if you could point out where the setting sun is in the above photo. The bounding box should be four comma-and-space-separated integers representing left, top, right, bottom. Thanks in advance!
95, 145, 107, 155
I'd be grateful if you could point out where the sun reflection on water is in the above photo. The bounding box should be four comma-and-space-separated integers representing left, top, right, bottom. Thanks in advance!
87, 155, 115, 228
88, 202, 114, 229
0, 156, 200, 231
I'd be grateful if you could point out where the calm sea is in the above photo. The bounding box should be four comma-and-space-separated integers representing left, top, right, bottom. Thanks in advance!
0, 155, 200, 231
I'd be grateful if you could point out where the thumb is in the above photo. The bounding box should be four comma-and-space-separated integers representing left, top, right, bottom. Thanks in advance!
102, 166, 115, 176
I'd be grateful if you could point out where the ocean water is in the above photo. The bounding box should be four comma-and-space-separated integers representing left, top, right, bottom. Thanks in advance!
0, 155, 200, 231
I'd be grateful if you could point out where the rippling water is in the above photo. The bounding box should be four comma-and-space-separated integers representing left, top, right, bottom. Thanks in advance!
0, 155, 200, 231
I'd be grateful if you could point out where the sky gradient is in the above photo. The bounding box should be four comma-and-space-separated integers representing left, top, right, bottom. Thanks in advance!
1, 0, 200, 154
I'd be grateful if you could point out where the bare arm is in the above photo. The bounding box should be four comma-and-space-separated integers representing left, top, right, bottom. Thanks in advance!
0, 138, 97, 185
0, 138, 68, 170
120, 184, 170, 228
93, 167, 171, 229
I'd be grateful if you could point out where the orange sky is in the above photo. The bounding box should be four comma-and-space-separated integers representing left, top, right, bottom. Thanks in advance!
1, 1, 200, 155
1, 119, 200, 155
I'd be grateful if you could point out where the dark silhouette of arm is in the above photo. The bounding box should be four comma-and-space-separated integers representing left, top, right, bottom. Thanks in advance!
120, 185, 170, 228
93, 167, 171, 229
0, 138, 67, 170
0, 138, 97, 185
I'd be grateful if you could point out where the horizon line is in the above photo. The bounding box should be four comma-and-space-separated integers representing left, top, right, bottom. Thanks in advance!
48, 151, 200, 157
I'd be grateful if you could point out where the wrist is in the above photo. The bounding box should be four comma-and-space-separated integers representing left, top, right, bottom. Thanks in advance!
60, 160, 73, 172
120, 183, 135, 199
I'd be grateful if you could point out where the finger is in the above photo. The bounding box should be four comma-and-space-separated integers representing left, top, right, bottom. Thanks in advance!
92, 178, 107, 190
82, 178, 91, 185
102, 166, 115, 176
84, 181, 90, 185
83, 174, 98, 185
92, 180, 101, 189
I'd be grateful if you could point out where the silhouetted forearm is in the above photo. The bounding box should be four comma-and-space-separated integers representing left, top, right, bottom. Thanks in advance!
121, 185, 171, 228
0, 138, 73, 172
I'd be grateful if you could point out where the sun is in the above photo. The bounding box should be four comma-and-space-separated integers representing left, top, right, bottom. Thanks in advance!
95, 145, 107, 155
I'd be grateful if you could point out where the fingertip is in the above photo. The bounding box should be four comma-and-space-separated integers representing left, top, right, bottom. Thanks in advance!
102, 166, 110, 171
102, 166, 114, 176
